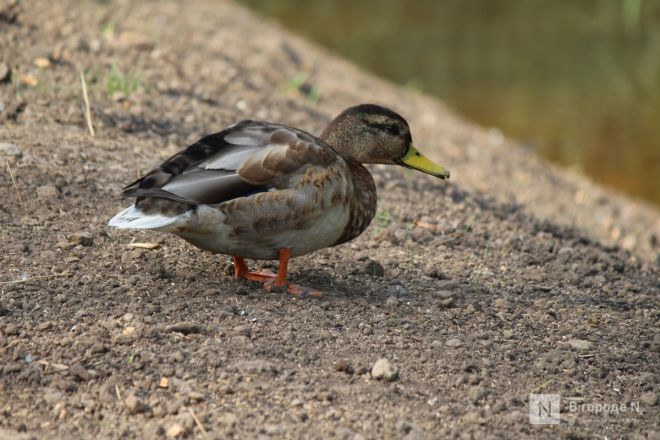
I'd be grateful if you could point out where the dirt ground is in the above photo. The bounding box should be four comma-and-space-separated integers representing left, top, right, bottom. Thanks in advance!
1, 1, 658, 439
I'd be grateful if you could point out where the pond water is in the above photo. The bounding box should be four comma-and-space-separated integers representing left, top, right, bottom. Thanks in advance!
238, 0, 660, 206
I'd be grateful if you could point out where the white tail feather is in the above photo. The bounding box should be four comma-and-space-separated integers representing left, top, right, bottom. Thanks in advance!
108, 205, 189, 231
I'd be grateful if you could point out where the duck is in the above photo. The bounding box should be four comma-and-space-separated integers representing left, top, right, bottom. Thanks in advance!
109, 104, 450, 297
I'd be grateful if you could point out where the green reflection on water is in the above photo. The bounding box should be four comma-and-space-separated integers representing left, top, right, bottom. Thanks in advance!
239, 0, 660, 206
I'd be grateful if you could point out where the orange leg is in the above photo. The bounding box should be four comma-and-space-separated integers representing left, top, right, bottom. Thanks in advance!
232, 256, 276, 282
233, 250, 322, 298
272, 248, 290, 287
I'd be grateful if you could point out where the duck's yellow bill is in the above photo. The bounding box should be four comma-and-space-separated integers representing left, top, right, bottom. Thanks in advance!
398, 145, 450, 179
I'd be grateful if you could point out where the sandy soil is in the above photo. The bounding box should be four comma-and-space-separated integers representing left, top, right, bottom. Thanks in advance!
1, 0, 658, 439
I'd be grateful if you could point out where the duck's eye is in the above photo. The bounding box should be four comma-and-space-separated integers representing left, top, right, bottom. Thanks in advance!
385, 124, 400, 136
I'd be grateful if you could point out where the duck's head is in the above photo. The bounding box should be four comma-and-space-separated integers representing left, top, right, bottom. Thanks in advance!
321, 104, 450, 179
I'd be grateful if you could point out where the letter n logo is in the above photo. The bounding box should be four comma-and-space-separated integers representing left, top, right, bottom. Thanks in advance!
529, 394, 560, 425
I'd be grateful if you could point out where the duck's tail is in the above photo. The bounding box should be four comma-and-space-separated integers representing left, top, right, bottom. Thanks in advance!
108, 205, 188, 231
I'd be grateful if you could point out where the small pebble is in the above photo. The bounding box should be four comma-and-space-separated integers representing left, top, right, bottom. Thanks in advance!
0, 142, 21, 157
37, 185, 59, 199
166, 423, 185, 439
371, 358, 399, 381
469, 386, 486, 403
435, 290, 453, 299
437, 297, 454, 308
446, 338, 463, 348
568, 339, 593, 351
124, 394, 143, 414
361, 324, 374, 336
33, 57, 50, 68
436, 280, 459, 290
640, 392, 657, 407
334, 359, 354, 374
364, 259, 385, 277
385, 296, 399, 307
69, 232, 93, 247
493, 298, 511, 310
233, 325, 252, 337
163, 322, 204, 335
3, 324, 19, 336
0, 63, 10, 82
188, 391, 204, 402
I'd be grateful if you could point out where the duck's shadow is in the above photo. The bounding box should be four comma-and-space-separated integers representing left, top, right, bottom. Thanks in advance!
183, 263, 393, 303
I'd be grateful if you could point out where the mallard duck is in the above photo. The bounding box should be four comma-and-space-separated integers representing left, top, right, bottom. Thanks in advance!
109, 104, 449, 296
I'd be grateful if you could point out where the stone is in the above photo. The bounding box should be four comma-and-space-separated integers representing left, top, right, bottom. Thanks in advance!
446, 338, 463, 348
0, 63, 10, 82
0, 142, 21, 157
568, 339, 593, 351
435, 290, 453, 299
371, 358, 399, 381
469, 386, 487, 403
364, 259, 385, 277
334, 359, 354, 374
33, 57, 50, 68
37, 185, 59, 199
232, 360, 279, 375
493, 298, 511, 310
69, 232, 93, 247
385, 296, 399, 307
163, 322, 204, 335
437, 297, 454, 308
233, 324, 252, 337
124, 394, 144, 414
166, 423, 185, 438
640, 392, 657, 407
188, 391, 204, 402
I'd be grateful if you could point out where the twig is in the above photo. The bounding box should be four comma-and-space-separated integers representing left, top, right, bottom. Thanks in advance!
6, 160, 24, 209
128, 242, 160, 250
188, 407, 208, 439
531, 378, 555, 393
435, 233, 462, 246
115, 385, 122, 401
0, 272, 68, 285
80, 69, 95, 136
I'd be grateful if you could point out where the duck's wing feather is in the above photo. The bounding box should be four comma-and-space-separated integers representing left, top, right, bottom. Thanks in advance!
121, 121, 335, 206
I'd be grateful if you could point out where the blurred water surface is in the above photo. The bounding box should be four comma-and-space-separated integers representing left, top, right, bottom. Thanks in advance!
239, 0, 660, 206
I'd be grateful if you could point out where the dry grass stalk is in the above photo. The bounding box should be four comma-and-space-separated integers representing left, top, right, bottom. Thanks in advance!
188, 407, 208, 439
80, 69, 95, 136
6, 159, 24, 209
0, 272, 68, 285
128, 242, 160, 250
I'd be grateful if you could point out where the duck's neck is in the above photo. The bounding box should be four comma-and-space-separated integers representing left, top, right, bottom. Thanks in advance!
321, 122, 366, 163
333, 159, 377, 246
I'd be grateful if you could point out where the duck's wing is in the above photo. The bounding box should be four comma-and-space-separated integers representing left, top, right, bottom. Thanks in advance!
121, 120, 336, 206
